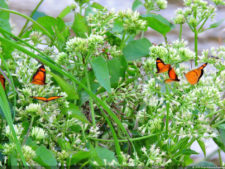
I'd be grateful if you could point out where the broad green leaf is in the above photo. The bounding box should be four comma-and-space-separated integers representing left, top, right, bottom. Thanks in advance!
91, 56, 111, 93
0, 0, 11, 33
35, 145, 57, 168
123, 38, 152, 61
142, 13, 174, 36
32, 11, 46, 21
70, 151, 90, 165
132, 0, 143, 11
72, 13, 89, 38
58, 6, 74, 19
50, 72, 79, 100
107, 55, 127, 87
112, 19, 123, 33
197, 139, 206, 157
207, 19, 225, 30
187, 161, 218, 169
95, 147, 118, 165
64, 103, 89, 123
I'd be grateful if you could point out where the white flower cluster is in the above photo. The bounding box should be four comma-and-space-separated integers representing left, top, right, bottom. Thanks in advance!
144, 0, 168, 11
31, 127, 47, 140
141, 145, 171, 166
5, 124, 24, 139
117, 9, 146, 34
66, 34, 104, 55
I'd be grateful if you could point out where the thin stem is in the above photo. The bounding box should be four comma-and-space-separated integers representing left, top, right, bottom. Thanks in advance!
194, 28, 198, 66
84, 64, 96, 126
88, 133, 160, 142
218, 149, 223, 167
0, 8, 53, 40
22, 116, 35, 145
164, 35, 168, 44
179, 24, 183, 41
120, 31, 126, 49
18, 0, 44, 37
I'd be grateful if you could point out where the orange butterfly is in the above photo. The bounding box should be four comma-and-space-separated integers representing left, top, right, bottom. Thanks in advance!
0, 74, 5, 90
30, 96, 63, 102
156, 58, 171, 73
165, 67, 180, 83
185, 63, 208, 85
31, 65, 46, 85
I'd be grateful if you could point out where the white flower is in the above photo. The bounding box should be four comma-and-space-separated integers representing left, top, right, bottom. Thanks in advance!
31, 127, 47, 140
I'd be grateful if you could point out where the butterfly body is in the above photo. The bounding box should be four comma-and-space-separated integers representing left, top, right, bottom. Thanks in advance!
0, 75, 5, 90
185, 63, 207, 85
165, 67, 180, 83
31, 96, 62, 102
156, 58, 171, 73
31, 65, 46, 85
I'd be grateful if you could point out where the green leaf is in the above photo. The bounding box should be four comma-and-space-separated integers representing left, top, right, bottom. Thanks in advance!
94, 147, 118, 165
132, 0, 143, 11
91, 56, 111, 93
187, 161, 218, 169
0, 0, 11, 33
218, 124, 225, 144
213, 137, 225, 152
184, 155, 193, 166
50, 72, 79, 101
57, 137, 71, 151
65, 103, 89, 123
197, 139, 206, 157
107, 55, 127, 87
123, 38, 152, 61
58, 6, 74, 19
182, 149, 198, 155
32, 11, 46, 21
112, 19, 124, 34
72, 13, 89, 38
35, 145, 57, 168
142, 13, 174, 36
91, 2, 105, 10
207, 19, 225, 30
70, 151, 90, 165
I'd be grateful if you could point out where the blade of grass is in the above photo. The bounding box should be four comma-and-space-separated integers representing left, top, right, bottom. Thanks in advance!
0, 36, 134, 150
0, 72, 27, 167
0, 7, 53, 40
100, 109, 123, 164
18, 0, 44, 37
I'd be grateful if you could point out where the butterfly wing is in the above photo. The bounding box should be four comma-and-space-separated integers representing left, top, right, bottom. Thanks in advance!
30, 96, 48, 102
185, 63, 208, 85
165, 67, 180, 83
156, 58, 171, 73
31, 65, 46, 85
46, 96, 63, 102
0, 75, 5, 90
31, 96, 62, 102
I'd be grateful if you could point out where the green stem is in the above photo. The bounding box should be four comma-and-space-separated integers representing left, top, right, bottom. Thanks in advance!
120, 31, 126, 49
22, 116, 35, 145
0, 8, 53, 40
100, 109, 123, 164
218, 149, 223, 167
18, 0, 44, 37
88, 133, 160, 142
84, 64, 95, 126
179, 24, 183, 41
194, 28, 198, 66
164, 35, 168, 44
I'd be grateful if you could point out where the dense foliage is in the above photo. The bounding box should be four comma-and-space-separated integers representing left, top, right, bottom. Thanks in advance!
0, 0, 225, 168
